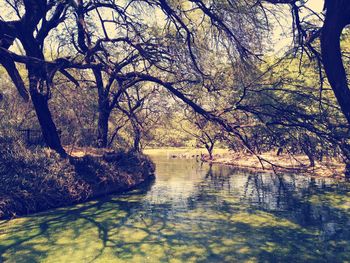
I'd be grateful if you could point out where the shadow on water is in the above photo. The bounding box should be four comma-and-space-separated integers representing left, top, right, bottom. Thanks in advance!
1, 153, 350, 262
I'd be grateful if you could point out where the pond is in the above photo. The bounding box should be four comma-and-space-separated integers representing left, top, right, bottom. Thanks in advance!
1, 150, 350, 262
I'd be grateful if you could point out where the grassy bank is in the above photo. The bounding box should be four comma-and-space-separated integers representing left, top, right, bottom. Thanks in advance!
0, 139, 155, 219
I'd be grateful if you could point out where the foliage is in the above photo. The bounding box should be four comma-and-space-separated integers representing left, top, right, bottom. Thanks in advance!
0, 0, 350, 167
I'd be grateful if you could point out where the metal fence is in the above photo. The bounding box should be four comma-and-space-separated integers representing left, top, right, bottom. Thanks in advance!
17, 129, 45, 146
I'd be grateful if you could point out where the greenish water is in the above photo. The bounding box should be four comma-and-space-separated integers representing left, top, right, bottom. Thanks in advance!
1, 152, 350, 262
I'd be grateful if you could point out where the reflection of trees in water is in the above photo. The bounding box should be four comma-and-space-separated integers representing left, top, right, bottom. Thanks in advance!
196, 165, 350, 246
204, 164, 232, 192
199, 165, 325, 213
1, 165, 350, 262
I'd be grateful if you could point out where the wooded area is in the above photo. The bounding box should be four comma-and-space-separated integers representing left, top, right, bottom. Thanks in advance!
2, 1, 350, 262
1, 0, 349, 173
0, 1, 350, 195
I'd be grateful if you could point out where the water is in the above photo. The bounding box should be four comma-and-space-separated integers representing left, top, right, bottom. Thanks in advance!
1, 152, 350, 262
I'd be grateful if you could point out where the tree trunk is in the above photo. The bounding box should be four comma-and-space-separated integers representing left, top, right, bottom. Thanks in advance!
29, 88, 66, 157
205, 143, 214, 160
94, 69, 111, 148
321, 1, 350, 125
97, 109, 110, 148
277, 147, 283, 156
132, 121, 141, 153
345, 163, 350, 179
307, 153, 315, 168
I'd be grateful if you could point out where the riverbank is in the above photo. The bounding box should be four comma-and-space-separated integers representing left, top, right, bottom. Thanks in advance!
201, 152, 346, 179
0, 140, 155, 219
144, 148, 346, 178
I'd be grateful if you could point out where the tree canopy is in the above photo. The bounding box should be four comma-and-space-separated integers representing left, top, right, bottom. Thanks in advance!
0, 0, 350, 171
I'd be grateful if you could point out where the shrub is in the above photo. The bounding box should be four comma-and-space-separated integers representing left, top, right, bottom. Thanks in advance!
0, 137, 155, 219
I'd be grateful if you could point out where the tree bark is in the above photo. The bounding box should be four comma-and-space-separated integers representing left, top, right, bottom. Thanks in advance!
97, 109, 110, 148
132, 120, 142, 153
0, 54, 29, 101
345, 163, 350, 179
95, 70, 111, 148
205, 143, 214, 160
321, 0, 350, 125
321, 1, 350, 170
0, 1, 68, 156
29, 85, 66, 157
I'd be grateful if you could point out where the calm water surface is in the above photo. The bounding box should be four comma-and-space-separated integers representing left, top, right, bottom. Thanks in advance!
1, 151, 350, 262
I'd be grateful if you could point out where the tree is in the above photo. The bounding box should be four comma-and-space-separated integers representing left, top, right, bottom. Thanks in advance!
321, 0, 350, 125
68, 0, 175, 147
259, 0, 350, 171
0, 0, 70, 155
261, 0, 350, 126
180, 110, 222, 160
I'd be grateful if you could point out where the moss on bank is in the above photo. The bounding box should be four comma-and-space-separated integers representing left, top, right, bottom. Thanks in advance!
0, 138, 155, 219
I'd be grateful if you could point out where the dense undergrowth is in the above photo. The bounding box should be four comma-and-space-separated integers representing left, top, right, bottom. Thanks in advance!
0, 137, 155, 219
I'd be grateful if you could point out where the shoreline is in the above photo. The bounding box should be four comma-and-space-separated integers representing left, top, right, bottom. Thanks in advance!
144, 148, 346, 179
201, 152, 346, 179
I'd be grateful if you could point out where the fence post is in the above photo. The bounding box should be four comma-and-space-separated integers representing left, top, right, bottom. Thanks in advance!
26, 129, 30, 144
